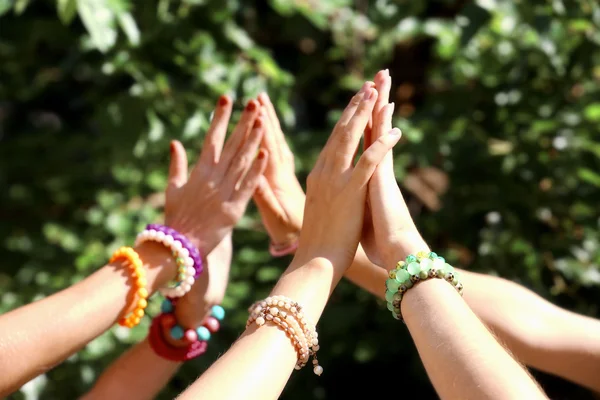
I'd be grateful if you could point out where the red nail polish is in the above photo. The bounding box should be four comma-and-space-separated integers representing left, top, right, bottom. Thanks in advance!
246, 101, 257, 111
169, 142, 175, 154
258, 150, 266, 159
218, 95, 229, 106
253, 118, 262, 129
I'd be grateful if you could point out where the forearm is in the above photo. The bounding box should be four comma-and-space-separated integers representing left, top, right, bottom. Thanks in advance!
0, 242, 176, 395
82, 338, 180, 400
178, 258, 339, 400
402, 279, 546, 400
461, 271, 600, 392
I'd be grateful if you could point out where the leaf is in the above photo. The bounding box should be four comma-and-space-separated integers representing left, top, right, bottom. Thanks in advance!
13, 0, 28, 15
77, 0, 117, 53
57, 0, 77, 24
577, 168, 600, 187
583, 103, 600, 122
117, 12, 140, 46
0, 0, 12, 17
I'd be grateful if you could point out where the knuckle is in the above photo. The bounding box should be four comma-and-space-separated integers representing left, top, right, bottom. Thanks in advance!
220, 203, 240, 222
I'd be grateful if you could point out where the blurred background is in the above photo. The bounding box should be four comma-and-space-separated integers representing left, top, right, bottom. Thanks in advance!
1, 0, 600, 399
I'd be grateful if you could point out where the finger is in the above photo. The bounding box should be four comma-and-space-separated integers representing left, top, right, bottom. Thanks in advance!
223, 118, 265, 194
258, 106, 280, 165
168, 140, 188, 190
253, 175, 285, 216
351, 128, 402, 188
198, 95, 233, 167
258, 93, 295, 162
330, 87, 379, 171
373, 69, 391, 117
334, 81, 374, 130
231, 150, 269, 204
215, 99, 260, 178
373, 102, 395, 141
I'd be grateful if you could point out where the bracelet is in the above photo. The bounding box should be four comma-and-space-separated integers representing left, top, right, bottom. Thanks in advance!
246, 295, 322, 376
385, 251, 463, 321
148, 313, 208, 362
161, 300, 225, 342
109, 247, 149, 328
135, 224, 202, 298
268, 238, 299, 257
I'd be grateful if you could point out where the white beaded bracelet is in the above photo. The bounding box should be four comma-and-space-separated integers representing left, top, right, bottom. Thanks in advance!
135, 229, 196, 297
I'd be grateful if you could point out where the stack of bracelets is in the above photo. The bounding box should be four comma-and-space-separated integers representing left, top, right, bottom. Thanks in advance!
109, 223, 224, 362
385, 251, 464, 322
247, 295, 323, 376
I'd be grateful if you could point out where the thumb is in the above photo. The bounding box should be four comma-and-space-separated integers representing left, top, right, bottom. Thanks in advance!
168, 140, 188, 190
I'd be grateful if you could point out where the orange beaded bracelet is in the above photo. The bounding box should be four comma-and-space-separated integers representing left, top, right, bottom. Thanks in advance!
110, 246, 149, 328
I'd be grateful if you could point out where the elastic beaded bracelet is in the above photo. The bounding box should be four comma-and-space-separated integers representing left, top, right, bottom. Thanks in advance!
385, 251, 463, 322
147, 224, 203, 278
110, 247, 149, 328
135, 225, 201, 298
161, 300, 225, 342
247, 295, 322, 376
148, 314, 208, 362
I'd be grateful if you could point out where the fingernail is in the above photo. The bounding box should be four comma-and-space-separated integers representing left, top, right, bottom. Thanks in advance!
385, 68, 390, 76
218, 95, 229, 106
388, 102, 396, 115
253, 117, 263, 129
258, 150, 266, 160
246, 101, 257, 111
389, 127, 402, 137
363, 88, 374, 101
169, 141, 175, 154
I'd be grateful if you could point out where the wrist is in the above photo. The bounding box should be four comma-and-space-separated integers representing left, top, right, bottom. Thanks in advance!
385, 237, 430, 269
134, 241, 177, 292
400, 278, 460, 322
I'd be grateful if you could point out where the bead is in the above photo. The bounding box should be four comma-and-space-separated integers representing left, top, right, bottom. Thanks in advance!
134, 309, 145, 318
445, 272, 455, 282
137, 299, 148, 308
269, 307, 279, 316
388, 269, 396, 279
180, 283, 192, 292
452, 277, 459, 285
393, 307, 401, 315
386, 278, 400, 291
205, 317, 220, 333
138, 287, 148, 298
393, 292, 402, 303
184, 257, 194, 267
395, 269, 410, 284
410, 274, 420, 283
185, 329, 198, 342
164, 235, 174, 247
170, 325, 184, 340
136, 277, 147, 287
385, 289, 396, 303
196, 326, 211, 341
406, 255, 417, 263
279, 311, 287, 319
428, 251, 438, 259
187, 266, 196, 276
438, 257, 445, 263
161, 300, 173, 313
404, 279, 413, 289
266, 314, 273, 321
185, 276, 195, 285
173, 240, 183, 251
398, 285, 408, 294
432, 258, 445, 270
256, 316, 265, 326
386, 302, 394, 311
416, 251, 427, 259
407, 262, 420, 275
314, 365, 323, 376
156, 231, 165, 241
419, 258, 433, 272
428, 269, 437, 278
419, 270, 428, 279
396, 260, 406, 268
132, 316, 141, 325
211, 305, 225, 320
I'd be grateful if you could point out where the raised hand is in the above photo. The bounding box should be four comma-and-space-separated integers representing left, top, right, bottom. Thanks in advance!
165, 96, 268, 258
361, 70, 427, 269
293, 83, 402, 270
252, 93, 305, 252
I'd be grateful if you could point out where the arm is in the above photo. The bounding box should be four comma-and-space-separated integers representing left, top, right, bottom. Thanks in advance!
344, 252, 600, 393
401, 277, 544, 399
0, 242, 176, 396
81, 339, 180, 400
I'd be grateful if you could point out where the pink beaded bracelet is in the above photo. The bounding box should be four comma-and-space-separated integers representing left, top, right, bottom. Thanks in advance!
268, 239, 299, 257
148, 313, 208, 362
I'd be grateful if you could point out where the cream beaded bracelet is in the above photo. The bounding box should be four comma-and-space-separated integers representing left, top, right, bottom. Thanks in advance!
135, 229, 197, 298
247, 295, 323, 376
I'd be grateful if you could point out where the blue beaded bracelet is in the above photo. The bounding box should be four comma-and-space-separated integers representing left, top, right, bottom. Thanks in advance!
384, 251, 463, 321
163, 299, 226, 342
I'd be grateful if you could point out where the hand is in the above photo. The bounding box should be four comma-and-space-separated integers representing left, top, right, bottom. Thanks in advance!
165, 96, 269, 257
361, 70, 428, 269
292, 83, 402, 270
252, 93, 305, 246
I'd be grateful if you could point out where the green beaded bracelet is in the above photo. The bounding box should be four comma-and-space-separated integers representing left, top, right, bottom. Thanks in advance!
384, 251, 463, 321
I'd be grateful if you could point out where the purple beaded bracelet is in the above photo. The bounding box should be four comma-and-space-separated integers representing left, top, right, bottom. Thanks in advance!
146, 224, 203, 278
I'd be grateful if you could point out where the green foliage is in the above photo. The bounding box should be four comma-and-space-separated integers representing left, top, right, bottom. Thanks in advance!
1, 0, 599, 398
